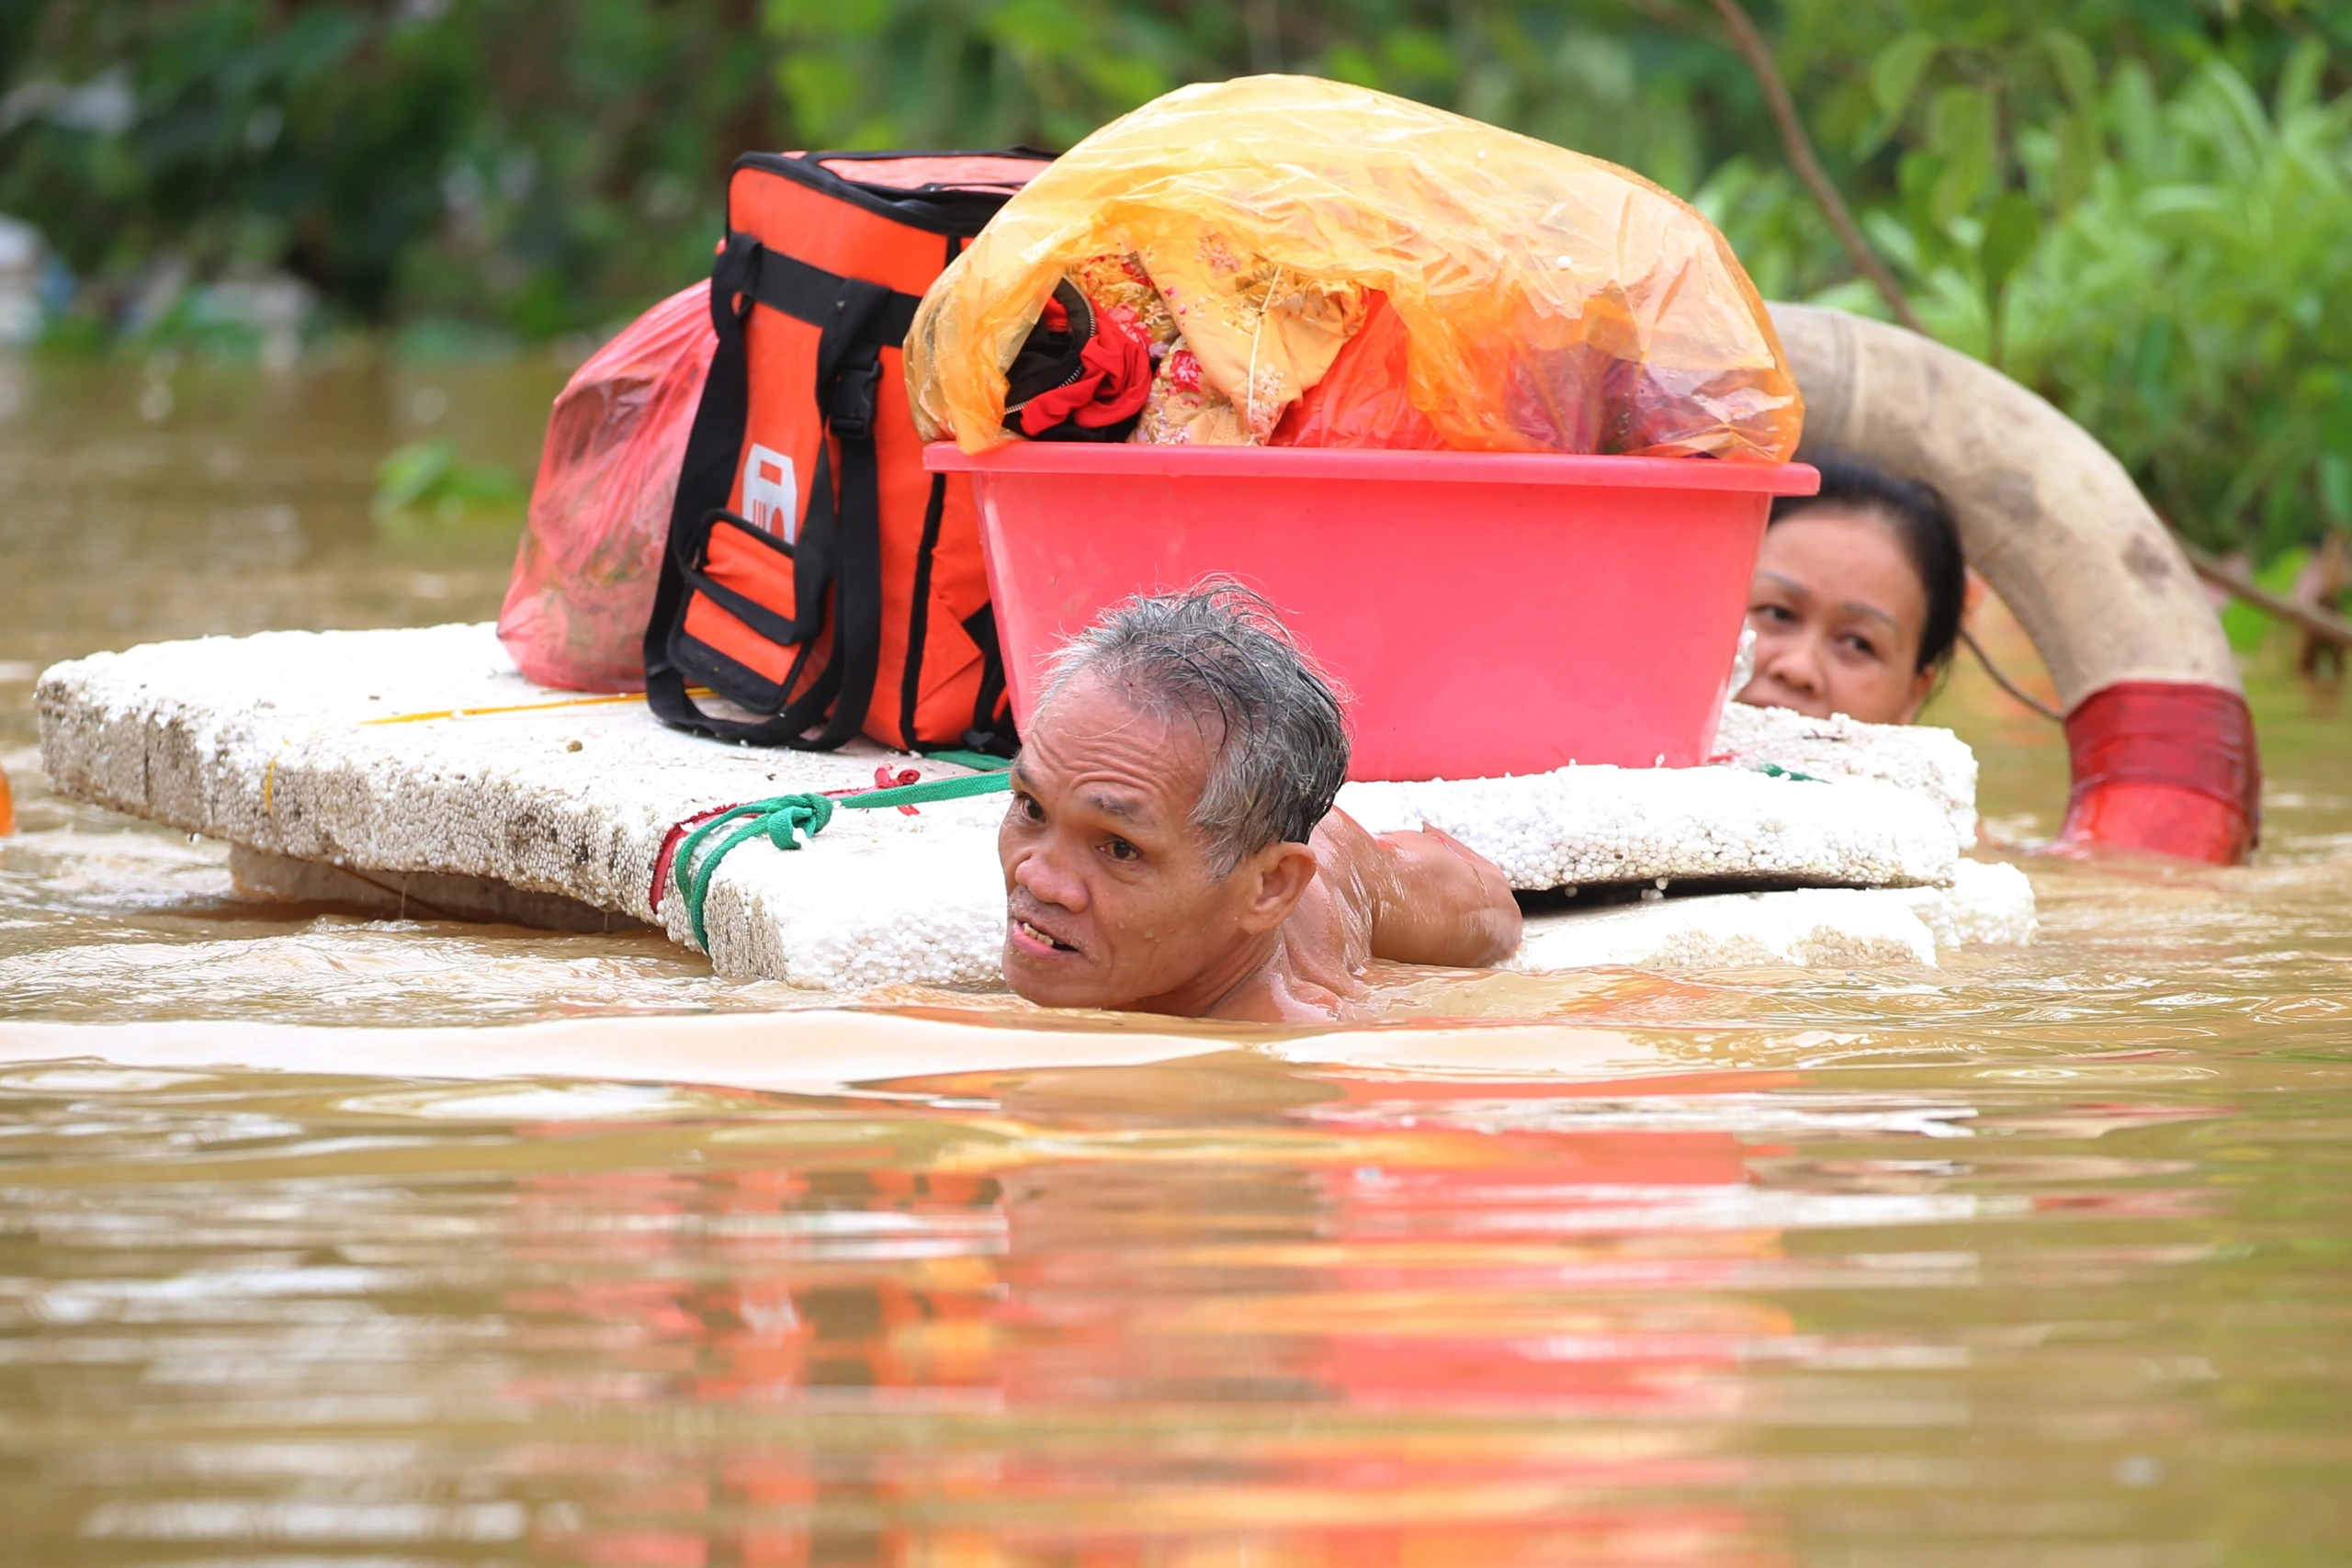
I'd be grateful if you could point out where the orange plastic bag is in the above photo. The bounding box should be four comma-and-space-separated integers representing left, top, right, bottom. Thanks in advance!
498, 281, 715, 692
907, 75, 1801, 461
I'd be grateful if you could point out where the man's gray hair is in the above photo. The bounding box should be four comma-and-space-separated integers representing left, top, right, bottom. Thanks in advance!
1038, 582, 1350, 874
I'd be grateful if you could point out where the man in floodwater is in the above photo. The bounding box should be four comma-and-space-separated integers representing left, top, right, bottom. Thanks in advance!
998, 585, 1521, 1020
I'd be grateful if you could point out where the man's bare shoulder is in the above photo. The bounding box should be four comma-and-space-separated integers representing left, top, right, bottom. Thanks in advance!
1272, 810, 1380, 998
1323, 813, 1521, 970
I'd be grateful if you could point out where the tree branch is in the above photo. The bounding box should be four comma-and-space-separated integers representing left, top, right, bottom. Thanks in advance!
2173, 536, 2352, 649
1702, 0, 1930, 338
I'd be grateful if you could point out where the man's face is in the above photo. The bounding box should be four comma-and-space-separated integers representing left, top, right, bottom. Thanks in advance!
998, 672, 1269, 1011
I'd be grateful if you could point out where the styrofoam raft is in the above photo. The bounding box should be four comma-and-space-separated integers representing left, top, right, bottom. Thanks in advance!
38, 623, 2017, 988
1713, 701, 1980, 846
1513, 861, 2035, 973
1340, 766, 1957, 892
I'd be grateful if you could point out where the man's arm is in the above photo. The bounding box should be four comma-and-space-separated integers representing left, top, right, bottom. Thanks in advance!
1312, 812, 1521, 970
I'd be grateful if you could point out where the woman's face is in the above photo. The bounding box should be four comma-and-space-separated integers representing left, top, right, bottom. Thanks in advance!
1738, 506, 1936, 726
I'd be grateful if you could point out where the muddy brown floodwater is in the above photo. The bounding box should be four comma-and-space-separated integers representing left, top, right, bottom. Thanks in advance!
2, 356, 2349, 1564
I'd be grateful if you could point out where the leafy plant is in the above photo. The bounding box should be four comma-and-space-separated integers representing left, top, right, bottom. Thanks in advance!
2001, 52, 2352, 559
2, 0, 762, 336
1827, 47, 2352, 560
1694, 1, 2352, 561
372, 436, 525, 531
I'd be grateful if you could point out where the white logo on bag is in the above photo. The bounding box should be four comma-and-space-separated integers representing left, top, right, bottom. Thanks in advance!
742, 445, 798, 541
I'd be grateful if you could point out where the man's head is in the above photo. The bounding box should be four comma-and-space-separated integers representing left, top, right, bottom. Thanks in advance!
999, 584, 1350, 1011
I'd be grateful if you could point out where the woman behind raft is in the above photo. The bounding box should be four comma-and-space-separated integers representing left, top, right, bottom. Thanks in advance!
1738, 457, 1966, 727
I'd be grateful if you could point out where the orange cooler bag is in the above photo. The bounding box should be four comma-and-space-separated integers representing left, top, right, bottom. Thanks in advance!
644, 151, 1051, 752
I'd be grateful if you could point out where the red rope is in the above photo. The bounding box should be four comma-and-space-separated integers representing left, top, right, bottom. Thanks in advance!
649, 802, 741, 915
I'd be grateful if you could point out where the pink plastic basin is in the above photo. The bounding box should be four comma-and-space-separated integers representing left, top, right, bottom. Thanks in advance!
924, 443, 1819, 782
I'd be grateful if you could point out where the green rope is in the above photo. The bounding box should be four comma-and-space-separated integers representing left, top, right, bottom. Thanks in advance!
675, 767, 1014, 951
918, 748, 1014, 773
1754, 761, 1826, 783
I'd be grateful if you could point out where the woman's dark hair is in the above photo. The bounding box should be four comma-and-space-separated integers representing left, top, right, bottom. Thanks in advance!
1770, 457, 1966, 673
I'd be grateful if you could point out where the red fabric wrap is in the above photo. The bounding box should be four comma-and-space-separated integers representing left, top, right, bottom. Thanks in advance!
1273, 290, 1448, 450
2060, 681, 2260, 864
1019, 304, 1152, 435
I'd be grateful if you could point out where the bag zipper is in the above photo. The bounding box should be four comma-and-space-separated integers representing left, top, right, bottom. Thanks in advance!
1002, 292, 1096, 417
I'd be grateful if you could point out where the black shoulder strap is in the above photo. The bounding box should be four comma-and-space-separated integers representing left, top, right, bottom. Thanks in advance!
643, 232, 926, 749
644, 236, 765, 740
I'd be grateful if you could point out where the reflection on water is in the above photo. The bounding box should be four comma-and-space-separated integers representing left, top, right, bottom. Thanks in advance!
6, 1045, 2349, 1563
3, 361, 2351, 1562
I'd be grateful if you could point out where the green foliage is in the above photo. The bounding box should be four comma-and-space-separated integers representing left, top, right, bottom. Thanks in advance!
1986, 56, 2352, 559
1, 0, 1755, 335
762, 1, 1739, 197
2222, 547, 2311, 651
1760, 0, 2352, 561
3, 0, 761, 336
371, 437, 525, 532
763, 0, 1199, 153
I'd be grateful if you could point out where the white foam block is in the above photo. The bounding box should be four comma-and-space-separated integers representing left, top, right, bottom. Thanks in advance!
1338, 763, 1960, 893
1510, 859, 2036, 973
1713, 701, 1980, 846
35, 623, 916, 918
39, 624, 2007, 989
1905, 858, 2039, 949
660, 789, 1012, 989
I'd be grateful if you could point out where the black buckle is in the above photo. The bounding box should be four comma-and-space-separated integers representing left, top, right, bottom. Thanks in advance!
830, 353, 883, 440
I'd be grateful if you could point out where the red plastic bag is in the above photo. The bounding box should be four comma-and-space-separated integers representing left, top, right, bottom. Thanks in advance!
1272, 292, 1446, 450
497, 281, 715, 692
